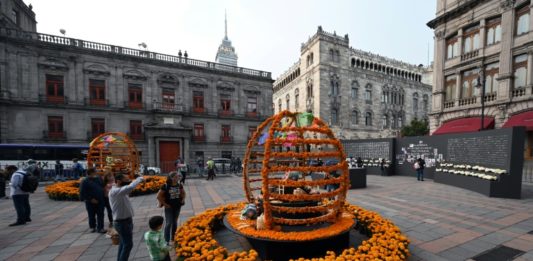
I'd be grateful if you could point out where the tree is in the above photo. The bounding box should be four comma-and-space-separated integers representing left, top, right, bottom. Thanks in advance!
401, 118, 429, 137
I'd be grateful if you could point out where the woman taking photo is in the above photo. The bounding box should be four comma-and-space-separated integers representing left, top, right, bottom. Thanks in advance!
157, 172, 185, 245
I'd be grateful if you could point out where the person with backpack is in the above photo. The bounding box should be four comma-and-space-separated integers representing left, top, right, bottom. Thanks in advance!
415, 158, 425, 181
9, 160, 38, 226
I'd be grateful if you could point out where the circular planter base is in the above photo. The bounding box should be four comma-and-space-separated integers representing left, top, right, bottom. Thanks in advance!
223, 216, 353, 261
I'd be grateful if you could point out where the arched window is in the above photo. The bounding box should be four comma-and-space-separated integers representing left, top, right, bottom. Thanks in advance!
286, 94, 290, 110
391, 114, 397, 129
365, 112, 372, 126
331, 109, 338, 125
351, 111, 359, 125
278, 99, 282, 113
423, 94, 428, 111
413, 93, 419, 112
294, 88, 299, 110
398, 114, 403, 127
307, 81, 313, 98
351, 58, 356, 67
330, 49, 335, 61
310, 52, 314, 64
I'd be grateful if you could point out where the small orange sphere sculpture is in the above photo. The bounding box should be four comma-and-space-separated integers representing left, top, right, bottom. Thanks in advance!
88, 132, 140, 177
243, 111, 349, 229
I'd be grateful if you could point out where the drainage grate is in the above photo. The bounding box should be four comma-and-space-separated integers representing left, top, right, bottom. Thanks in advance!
472, 245, 525, 261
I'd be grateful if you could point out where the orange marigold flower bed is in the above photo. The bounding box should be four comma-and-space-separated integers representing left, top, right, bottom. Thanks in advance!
44, 176, 166, 201
175, 202, 410, 261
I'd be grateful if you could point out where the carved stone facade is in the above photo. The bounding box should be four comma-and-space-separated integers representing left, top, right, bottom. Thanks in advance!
0, 0, 272, 167
427, 0, 533, 138
273, 27, 432, 139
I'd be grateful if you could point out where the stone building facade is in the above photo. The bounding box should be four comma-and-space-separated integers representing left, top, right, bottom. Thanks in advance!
0, 0, 273, 171
427, 0, 533, 158
273, 26, 432, 139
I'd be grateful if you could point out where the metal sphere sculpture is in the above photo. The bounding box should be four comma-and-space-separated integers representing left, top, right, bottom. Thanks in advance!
243, 111, 349, 229
88, 132, 140, 177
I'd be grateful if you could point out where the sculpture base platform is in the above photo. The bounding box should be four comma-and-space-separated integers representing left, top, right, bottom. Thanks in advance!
223, 216, 352, 261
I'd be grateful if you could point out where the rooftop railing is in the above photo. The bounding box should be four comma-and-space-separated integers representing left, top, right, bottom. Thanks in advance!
0, 27, 271, 79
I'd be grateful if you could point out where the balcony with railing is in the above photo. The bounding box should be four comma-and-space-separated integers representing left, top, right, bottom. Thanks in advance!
0, 27, 271, 80
192, 107, 207, 114
458, 97, 477, 106
246, 111, 259, 118
152, 102, 184, 113
192, 136, 206, 143
443, 100, 455, 109
127, 101, 143, 110
512, 87, 526, 98
483, 92, 497, 102
84, 98, 108, 107
218, 109, 234, 117
43, 130, 66, 140
127, 132, 144, 141
460, 49, 479, 62
220, 136, 233, 143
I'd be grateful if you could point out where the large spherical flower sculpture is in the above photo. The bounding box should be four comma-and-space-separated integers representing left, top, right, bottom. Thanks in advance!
88, 132, 140, 177
243, 110, 350, 229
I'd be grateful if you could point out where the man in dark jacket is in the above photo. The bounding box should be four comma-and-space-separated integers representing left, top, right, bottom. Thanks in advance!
80, 168, 106, 233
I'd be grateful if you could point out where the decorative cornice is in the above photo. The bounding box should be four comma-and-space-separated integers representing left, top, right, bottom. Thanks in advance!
38, 63, 68, 71
83, 69, 110, 76
434, 30, 446, 40
216, 85, 235, 92
123, 74, 147, 81
189, 82, 208, 89
243, 89, 261, 95
500, 0, 515, 11
427, 0, 485, 29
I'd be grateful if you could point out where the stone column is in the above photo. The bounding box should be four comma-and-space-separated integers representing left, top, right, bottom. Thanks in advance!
479, 19, 486, 53
455, 72, 462, 101
497, 5, 515, 100
527, 48, 533, 95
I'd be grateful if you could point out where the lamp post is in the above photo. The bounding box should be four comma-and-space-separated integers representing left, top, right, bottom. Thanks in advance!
476, 66, 486, 131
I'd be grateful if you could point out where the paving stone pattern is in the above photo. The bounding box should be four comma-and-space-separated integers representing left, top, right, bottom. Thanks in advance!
0, 175, 533, 261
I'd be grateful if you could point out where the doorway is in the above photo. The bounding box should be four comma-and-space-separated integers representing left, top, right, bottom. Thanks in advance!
159, 141, 180, 173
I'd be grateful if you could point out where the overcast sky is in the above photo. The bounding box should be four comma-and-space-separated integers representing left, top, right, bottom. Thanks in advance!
27, 0, 437, 79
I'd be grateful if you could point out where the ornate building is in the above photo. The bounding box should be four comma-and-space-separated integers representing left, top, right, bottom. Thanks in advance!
273, 26, 432, 139
427, 0, 533, 158
215, 12, 238, 66
0, 0, 272, 171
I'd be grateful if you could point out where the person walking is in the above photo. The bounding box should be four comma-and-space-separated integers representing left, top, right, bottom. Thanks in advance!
9, 161, 35, 226
79, 168, 106, 233
54, 160, 64, 181
177, 159, 188, 185
206, 157, 215, 181
196, 158, 204, 177
156, 172, 185, 245
72, 158, 84, 179
109, 172, 144, 261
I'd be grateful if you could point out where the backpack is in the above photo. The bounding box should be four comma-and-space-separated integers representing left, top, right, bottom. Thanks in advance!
414, 162, 420, 170
19, 171, 39, 193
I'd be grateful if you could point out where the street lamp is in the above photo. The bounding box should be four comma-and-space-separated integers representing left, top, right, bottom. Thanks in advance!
476, 66, 486, 131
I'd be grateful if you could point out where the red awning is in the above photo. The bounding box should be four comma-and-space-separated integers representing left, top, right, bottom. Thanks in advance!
503, 110, 533, 131
432, 117, 495, 135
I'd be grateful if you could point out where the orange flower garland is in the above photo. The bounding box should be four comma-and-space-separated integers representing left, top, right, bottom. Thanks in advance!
44, 176, 166, 201
175, 202, 410, 261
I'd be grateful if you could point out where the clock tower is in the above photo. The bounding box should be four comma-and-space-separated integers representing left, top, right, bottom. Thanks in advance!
215, 11, 238, 66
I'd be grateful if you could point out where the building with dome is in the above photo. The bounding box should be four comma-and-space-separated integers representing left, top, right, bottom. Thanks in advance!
273, 26, 432, 139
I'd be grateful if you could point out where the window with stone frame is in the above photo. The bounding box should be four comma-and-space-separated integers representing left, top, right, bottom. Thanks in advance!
193, 91, 205, 113
221, 125, 231, 142
162, 88, 175, 109
46, 74, 64, 103
486, 17, 502, 45
278, 99, 282, 113
91, 118, 105, 139
445, 75, 457, 101
485, 62, 499, 94
351, 111, 359, 125
463, 24, 480, 53
294, 89, 299, 111
307, 82, 313, 98
365, 112, 372, 126
193, 123, 205, 142
89, 79, 106, 106
330, 79, 339, 96
365, 85, 372, 104
331, 109, 338, 125
129, 120, 143, 140
422, 95, 429, 112
413, 93, 419, 112
513, 54, 528, 89
446, 35, 459, 59
382, 90, 389, 104
220, 94, 231, 115
351, 81, 358, 99
516, 4, 530, 36
247, 96, 258, 116
48, 116, 64, 138
128, 84, 143, 109
286, 94, 290, 110
461, 68, 479, 98
382, 114, 389, 128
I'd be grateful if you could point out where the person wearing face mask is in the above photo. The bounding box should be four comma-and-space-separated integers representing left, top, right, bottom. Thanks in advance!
109, 172, 144, 261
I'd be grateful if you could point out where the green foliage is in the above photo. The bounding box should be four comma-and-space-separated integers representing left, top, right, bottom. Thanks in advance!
401, 118, 429, 137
